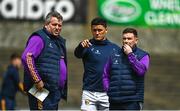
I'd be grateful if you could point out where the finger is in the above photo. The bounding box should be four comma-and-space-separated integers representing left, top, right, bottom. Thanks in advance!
35, 84, 41, 90
83, 39, 89, 44
123, 47, 126, 51
38, 87, 43, 91
123, 45, 126, 49
86, 40, 92, 46
38, 84, 43, 91
87, 40, 92, 46
123, 44, 128, 47
123, 46, 127, 52
81, 42, 85, 47
125, 44, 131, 48
124, 45, 130, 50
86, 42, 90, 47
83, 42, 87, 47
125, 45, 131, 50
123, 48, 126, 52
41, 82, 44, 87
82, 39, 88, 46
84, 40, 90, 47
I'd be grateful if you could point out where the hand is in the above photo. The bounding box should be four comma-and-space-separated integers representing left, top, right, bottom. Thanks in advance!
1, 99, 5, 110
35, 80, 44, 91
18, 82, 24, 91
123, 44, 132, 55
81, 39, 92, 48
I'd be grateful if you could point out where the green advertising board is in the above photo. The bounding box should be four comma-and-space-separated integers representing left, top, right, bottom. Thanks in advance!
98, 0, 180, 28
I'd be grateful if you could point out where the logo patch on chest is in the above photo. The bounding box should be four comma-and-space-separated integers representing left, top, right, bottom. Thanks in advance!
113, 59, 119, 64
94, 50, 101, 54
91, 48, 101, 55
48, 43, 53, 48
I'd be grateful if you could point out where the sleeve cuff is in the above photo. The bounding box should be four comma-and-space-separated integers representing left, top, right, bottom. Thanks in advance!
128, 52, 137, 63
128, 52, 135, 58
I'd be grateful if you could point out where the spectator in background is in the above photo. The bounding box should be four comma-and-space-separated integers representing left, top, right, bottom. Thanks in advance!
74, 17, 119, 111
107, 28, 150, 110
0, 53, 24, 110
21, 11, 68, 110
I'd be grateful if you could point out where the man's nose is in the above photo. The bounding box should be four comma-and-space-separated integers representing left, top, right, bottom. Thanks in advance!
124, 39, 128, 42
95, 31, 99, 34
56, 25, 60, 29
124, 39, 129, 44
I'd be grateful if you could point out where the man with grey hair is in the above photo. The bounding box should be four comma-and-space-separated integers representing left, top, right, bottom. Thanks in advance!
22, 11, 68, 110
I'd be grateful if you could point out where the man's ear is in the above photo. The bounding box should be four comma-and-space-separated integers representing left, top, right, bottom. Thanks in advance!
44, 22, 49, 28
44, 24, 48, 29
135, 37, 138, 44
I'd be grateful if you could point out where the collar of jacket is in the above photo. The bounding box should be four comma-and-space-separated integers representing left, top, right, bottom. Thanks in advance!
8, 64, 18, 70
42, 27, 60, 40
90, 38, 110, 45
42, 27, 65, 43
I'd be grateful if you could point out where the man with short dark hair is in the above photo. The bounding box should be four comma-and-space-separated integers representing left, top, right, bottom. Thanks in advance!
74, 17, 119, 111
22, 11, 68, 110
107, 28, 150, 110
0, 53, 24, 110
